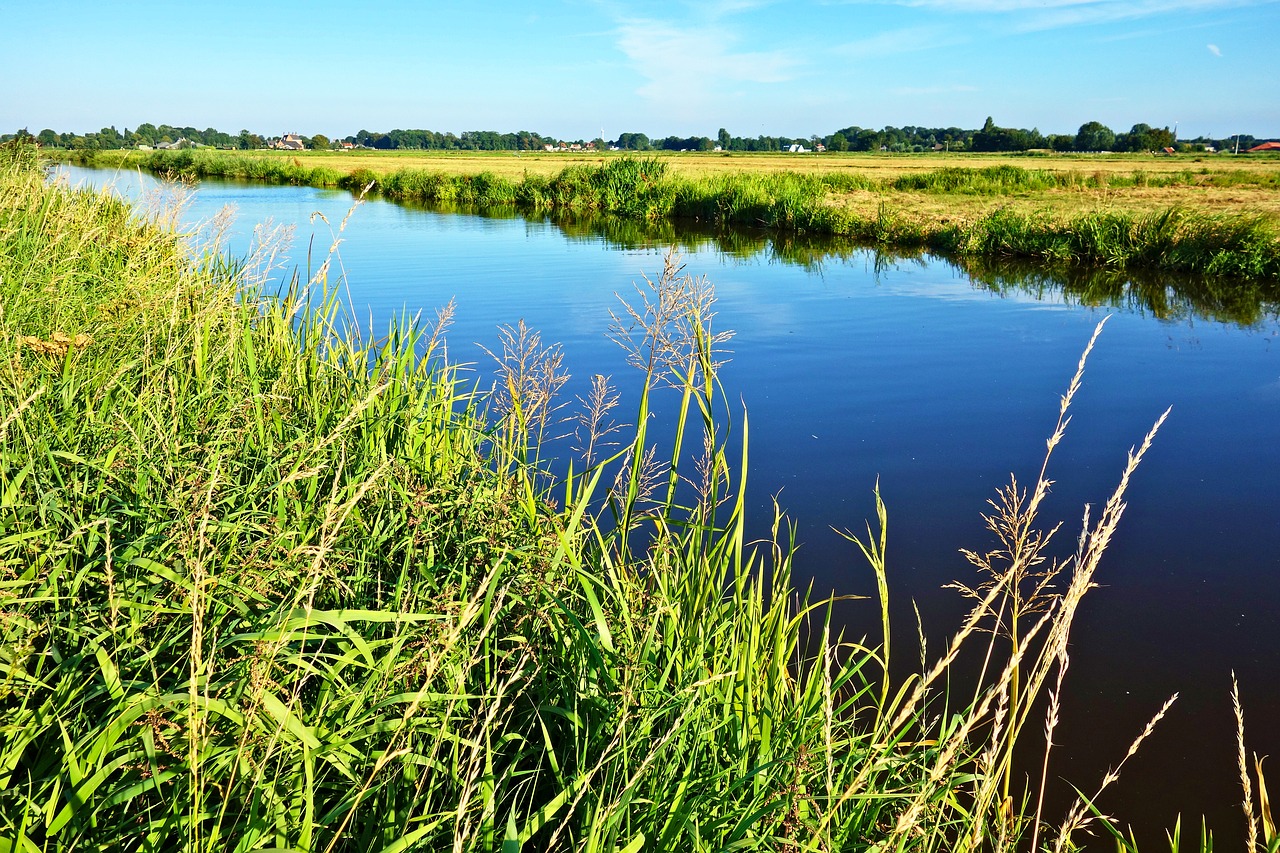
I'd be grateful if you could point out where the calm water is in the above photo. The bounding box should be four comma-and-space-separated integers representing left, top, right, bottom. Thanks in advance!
59, 165, 1280, 848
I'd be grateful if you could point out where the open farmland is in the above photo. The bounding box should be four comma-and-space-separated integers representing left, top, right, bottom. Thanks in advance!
67, 147, 1280, 223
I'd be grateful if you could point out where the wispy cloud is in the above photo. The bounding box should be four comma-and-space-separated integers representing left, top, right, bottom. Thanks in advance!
834, 26, 967, 58
1207, 42, 1222, 56
891, 84, 980, 95
613, 16, 802, 111
826, 0, 1277, 32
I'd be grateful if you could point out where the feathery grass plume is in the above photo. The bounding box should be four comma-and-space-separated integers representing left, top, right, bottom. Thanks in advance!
572, 373, 624, 470
1052, 694, 1179, 852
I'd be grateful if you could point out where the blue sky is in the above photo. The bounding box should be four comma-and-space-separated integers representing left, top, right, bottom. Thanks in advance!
4, 0, 1278, 140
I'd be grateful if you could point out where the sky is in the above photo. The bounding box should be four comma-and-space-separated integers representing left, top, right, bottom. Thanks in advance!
3, 0, 1278, 141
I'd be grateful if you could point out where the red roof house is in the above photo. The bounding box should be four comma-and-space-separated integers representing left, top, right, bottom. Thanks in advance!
1246, 141, 1280, 152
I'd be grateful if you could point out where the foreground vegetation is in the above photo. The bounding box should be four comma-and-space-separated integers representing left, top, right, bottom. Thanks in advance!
54, 148, 1280, 280
3, 140, 1275, 851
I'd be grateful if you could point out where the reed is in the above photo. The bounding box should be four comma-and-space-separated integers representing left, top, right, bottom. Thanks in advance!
0, 139, 1234, 851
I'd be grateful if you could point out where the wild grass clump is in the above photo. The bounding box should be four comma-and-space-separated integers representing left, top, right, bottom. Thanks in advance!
3, 140, 1242, 850
958, 207, 1280, 277
891, 165, 1062, 194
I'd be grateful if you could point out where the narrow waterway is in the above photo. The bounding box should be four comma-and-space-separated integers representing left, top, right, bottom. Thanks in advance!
58, 165, 1280, 848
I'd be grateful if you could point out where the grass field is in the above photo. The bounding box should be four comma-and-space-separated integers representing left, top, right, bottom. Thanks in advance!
67, 147, 1280, 223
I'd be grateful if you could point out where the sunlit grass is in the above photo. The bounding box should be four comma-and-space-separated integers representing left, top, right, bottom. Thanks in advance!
1, 139, 1264, 851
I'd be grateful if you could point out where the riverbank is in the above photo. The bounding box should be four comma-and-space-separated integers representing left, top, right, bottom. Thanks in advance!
4, 139, 1265, 850
54, 147, 1280, 280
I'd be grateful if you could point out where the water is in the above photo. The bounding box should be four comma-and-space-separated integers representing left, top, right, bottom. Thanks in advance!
57, 165, 1280, 848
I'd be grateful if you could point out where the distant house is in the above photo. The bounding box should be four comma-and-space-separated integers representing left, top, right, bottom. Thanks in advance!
1247, 141, 1280, 152
274, 133, 306, 151
788, 143, 809, 153
156, 138, 191, 150
340, 141, 354, 150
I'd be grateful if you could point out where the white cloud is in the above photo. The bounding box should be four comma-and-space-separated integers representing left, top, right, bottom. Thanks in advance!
614, 17, 802, 111
834, 26, 967, 58
826, 0, 1277, 32
1207, 42, 1222, 55
891, 84, 980, 95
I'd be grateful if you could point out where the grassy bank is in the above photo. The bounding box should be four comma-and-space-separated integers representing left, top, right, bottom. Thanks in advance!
3, 140, 1270, 851
57, 148, 1280, 281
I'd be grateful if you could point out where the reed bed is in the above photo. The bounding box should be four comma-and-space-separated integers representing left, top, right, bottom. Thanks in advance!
2, 139, 1268, 851
56, 149, 1280, 281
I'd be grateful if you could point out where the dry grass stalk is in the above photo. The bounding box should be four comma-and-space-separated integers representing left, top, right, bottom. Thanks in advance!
19, 331, 93, 356
1052, 693, 1178, 852
1234, 673, 1259, 852
484, 319, 570, 444
609, 252, 733, 389
573, 372, 624, 468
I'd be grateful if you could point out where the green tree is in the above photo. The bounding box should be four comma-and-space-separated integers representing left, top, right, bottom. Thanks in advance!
310, 133, 330, 150
717, 127, 731, 150
1118, 123, 1175, 152
134, 123, 158, 146
1046, 134, 1075, 152
1074, 121, 1115, 152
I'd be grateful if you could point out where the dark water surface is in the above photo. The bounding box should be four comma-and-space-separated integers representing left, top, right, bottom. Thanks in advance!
59, 165, 1280, 848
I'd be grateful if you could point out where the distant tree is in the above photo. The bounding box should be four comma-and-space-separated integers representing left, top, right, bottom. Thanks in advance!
853, 129, 882, 151
1046, 134, 1075, 152
310, 133, 330, 150
1075, 121, 1115, 152
37, 128, 58, 147
134, 123, 158, 146
829, 131, 849, 151
1117, 123, 1175, 152
514, 130, 543, 150
616, 132, 650, 150
717, 127, 731, 150
972, 117, 1035, 152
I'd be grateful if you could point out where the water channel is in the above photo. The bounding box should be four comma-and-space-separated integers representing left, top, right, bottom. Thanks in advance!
58, 164, 1280, 849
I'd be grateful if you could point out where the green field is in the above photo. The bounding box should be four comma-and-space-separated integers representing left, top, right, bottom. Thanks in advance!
67, 146, 1280, 222
54, 147, 1280, 280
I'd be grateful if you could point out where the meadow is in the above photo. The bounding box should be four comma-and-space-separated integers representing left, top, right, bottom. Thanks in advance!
5, 139, 1275, 851
57, 147, 1280, 280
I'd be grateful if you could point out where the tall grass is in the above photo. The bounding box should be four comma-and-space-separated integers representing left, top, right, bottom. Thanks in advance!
54, 149, 1280, 280
956, 207, 1280, 278
3, 138, 1248, 851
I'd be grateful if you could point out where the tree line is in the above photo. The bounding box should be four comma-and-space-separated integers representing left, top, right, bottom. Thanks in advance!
7, 120, 1267, 155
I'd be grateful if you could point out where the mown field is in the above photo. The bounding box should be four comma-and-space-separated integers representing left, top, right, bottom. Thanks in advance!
68, 146, 1280, 223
